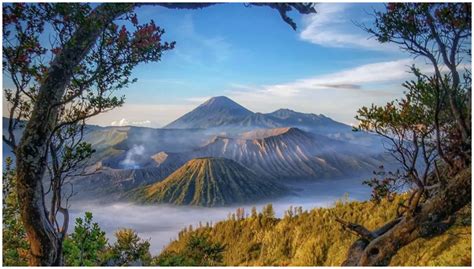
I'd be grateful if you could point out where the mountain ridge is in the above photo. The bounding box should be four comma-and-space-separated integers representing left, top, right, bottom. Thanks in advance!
164, 96, 347, 132
154, 127, 384, 180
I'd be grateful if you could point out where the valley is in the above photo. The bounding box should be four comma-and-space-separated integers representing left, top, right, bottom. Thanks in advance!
2, 96, 392, 255
59, 96, 391, 203
69, 176, 372, 255
58, 96, 388, 254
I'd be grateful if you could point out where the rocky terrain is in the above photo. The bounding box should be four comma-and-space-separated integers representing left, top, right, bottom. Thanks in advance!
153, 127, 384, 180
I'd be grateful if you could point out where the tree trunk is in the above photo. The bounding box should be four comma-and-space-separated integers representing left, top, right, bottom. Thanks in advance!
342, 167, 471, 266
15, 4, 133, 265
12, 3, 314, 265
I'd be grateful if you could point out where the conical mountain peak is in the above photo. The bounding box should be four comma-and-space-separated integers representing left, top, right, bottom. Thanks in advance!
130, 157, 287, 207
164, 96, 253, 129
199, 96, 247, 110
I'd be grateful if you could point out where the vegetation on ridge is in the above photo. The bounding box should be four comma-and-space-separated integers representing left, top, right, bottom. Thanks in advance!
128, 157, 288, 207
157, 192, 471, 266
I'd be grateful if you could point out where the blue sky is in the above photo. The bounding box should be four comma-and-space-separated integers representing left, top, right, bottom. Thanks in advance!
3, 3, 428, 127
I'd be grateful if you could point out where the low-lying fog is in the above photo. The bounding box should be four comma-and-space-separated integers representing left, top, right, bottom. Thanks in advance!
69, 177, 371, 255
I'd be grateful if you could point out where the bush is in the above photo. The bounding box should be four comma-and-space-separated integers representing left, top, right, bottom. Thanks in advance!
63, 212, 108, 266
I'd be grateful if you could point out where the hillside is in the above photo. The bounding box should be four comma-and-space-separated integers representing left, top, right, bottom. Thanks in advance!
129, 157, 288, 207
154, 127, 384, 180
157, 195, 471, 266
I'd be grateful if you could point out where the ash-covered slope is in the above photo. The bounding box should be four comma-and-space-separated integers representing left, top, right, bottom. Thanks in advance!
156, 127, 383, 180
67, 126, 213, 201
69, 161, 183, 201
162, 97, 380, 147
130, 157, 288, 207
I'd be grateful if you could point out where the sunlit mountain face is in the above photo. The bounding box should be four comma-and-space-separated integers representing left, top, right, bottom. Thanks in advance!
128, 157, 288, 207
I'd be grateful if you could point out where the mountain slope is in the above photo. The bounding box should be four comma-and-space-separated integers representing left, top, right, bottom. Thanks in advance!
164, 97, 345, 132
162, 97, 381, 147
266, 108, 346, 130
155, 127, 383, 180
69, 163, 183, 201
157, 196, 470, 266
130, 157, 288, 207
165, 96, 253, 129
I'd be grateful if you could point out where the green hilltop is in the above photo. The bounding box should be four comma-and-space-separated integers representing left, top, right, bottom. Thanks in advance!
129, 157, 288, 207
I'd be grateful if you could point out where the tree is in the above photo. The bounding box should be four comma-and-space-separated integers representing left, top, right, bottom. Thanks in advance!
155, 235, 225, 266
2, 3, 316, 265
357, 69, 441, 210
262, 204, 276, 219
364, 3, 471, 166
105, 228, 152, 266
251, 206, 258, 218
2, 158, 29, 266
338, 3, 471, 265
62, 212, 108, 266
3, 3, 172, 265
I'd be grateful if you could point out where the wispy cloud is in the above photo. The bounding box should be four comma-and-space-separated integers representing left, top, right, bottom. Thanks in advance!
220, 58, 418, 124
299, 4, 390, 51
185, 96, 212, 105
87, 104, 195, 128
229, 58, 415, 98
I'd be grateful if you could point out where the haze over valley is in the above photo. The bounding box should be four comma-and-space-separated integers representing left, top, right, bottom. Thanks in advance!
56, 96, 389, 202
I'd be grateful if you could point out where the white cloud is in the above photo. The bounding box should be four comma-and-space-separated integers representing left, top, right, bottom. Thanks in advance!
299, 3, 390, 50
185, 96, 212, 105
110, 118, 153, 127
86, 104, 195, 128
222, 58, 419, 125
232, 58, 415, 98
85, 58, 447, 127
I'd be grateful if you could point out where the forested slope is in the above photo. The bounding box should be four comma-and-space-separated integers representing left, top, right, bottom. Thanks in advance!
157, 195, 471, 266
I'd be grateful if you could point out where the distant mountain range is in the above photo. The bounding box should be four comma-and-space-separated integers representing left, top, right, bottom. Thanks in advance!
2, 96, 390, 205
164, 96, 381, 147
165, 96, 345, 131
153, 127, 384, 181
128, 157, 288, 206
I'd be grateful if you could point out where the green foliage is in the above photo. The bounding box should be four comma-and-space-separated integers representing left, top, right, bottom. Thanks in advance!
63, 215, 152, 266
155, 234, 225, 266
2, 157, 29, 266
105, 228, 152, 266
63, 212, 108, 266
160, 197, 471, 266
355, 68, 454, 197
364, 2, 471, 170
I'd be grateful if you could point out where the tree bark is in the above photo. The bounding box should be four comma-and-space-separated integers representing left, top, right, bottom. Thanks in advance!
342, 167, 471, 266
425, 10, 471, 144
15, 4, 133, 265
